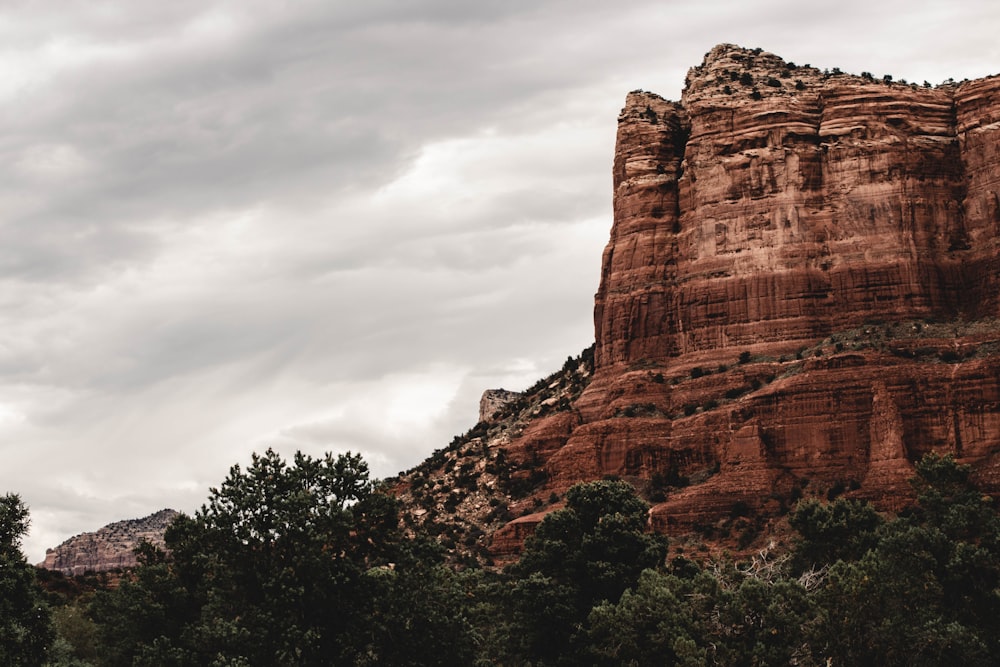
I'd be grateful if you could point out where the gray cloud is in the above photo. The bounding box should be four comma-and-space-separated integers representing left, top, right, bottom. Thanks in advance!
2, 0, 998, 561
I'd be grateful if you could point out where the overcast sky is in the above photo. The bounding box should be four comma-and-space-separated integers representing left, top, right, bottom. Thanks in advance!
3, 0, 998, 562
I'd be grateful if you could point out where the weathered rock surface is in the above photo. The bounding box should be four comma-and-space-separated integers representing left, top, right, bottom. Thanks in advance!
39, 509, 179, 575
498, 45, 1000, 551
397, 45, 1000, 561
479, 389, 522, 423
597, 45, 1000, 369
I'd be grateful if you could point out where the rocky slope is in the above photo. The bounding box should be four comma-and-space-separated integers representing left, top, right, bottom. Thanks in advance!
391, 350, 594, 565
39, 509, 178, 575
395, 44, 1000, 561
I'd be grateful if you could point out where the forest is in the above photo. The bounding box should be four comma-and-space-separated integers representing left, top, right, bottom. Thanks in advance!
3, 450, 999, 666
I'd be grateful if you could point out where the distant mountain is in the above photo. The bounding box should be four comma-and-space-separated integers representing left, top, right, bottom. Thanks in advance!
38, 509, 179, 575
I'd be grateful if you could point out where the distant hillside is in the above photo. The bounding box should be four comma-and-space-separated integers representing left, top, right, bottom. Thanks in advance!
38, 509, 178, 575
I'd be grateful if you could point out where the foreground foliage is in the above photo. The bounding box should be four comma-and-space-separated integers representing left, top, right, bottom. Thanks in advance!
0, 494, 53, 666
804, 455, 1000, 665
504, 479, 669, 664
88, 448, 475, 666
7, 451, 1000, 665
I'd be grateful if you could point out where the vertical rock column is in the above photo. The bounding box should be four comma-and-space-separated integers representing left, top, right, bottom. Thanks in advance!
956, 75, 1000, 317
593, 92, 689, 368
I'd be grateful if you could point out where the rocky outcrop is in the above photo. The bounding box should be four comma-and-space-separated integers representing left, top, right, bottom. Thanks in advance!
39, 509, 179, 575
397, 45, 1000, 561
479, 389, 522, 423
391, 350, 594, 566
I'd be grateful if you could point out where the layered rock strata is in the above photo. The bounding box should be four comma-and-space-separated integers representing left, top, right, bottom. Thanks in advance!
39, 509, 178, 575
489, 45, 1000, 552
597, 45, 996, 366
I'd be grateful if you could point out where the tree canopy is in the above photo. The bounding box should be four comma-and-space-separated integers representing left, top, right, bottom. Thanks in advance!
90, 448, 475, 666
12, 451, 1000, 666
0, 493, 53, 666
505, 479, 668, 665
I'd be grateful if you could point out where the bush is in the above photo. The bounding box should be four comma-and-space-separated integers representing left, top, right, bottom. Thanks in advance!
730, 500, 751, 518
940, 349, 962, 363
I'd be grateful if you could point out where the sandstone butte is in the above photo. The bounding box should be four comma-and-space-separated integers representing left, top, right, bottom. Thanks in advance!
476, 44, 1000, 556
39, 509, 178, 576
42, 45, 1000, 569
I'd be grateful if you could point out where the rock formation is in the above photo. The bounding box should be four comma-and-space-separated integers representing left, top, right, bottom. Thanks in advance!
479, 389, 522, 423
396, 45, 1000, 561
595, 45, 998, 368
39, 509, 179, 575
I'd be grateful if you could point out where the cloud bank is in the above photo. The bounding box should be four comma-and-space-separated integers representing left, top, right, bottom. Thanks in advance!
2, 0, 998, 561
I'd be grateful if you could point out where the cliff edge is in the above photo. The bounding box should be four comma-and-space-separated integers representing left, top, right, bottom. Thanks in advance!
396, 45, 1000, 560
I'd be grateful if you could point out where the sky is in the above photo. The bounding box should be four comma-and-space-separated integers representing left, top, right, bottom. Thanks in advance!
2, 0, 998, 563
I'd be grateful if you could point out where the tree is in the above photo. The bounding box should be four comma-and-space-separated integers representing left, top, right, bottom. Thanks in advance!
586, 555, 815, 667
586, 569, 706, 666
89, 540, 197, 666
356, 564, 479, 667
506, 480, 668, 665
807, 454, 1000, 666
0, 493, 54, 666
788, 497, 883, 573
177, 449, 402, 664
91, 448, 475, 666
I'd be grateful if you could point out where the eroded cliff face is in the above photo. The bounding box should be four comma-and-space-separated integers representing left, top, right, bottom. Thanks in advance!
39, 509, 178, 575
490, 45, 1000, 552
597, 44, 993, 368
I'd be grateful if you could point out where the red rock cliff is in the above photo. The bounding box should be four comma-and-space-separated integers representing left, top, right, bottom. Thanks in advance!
492, 45, 1000, 549
597, 44, 994, 368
